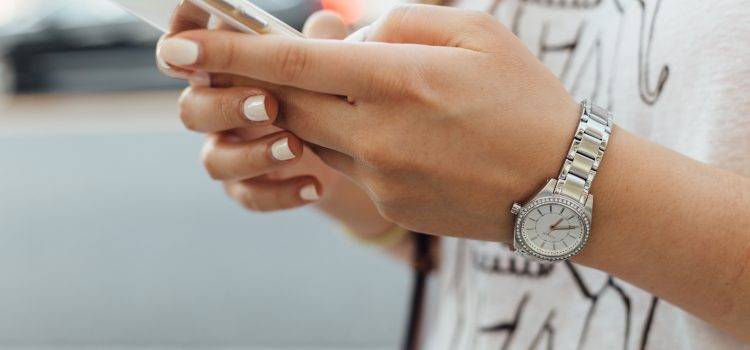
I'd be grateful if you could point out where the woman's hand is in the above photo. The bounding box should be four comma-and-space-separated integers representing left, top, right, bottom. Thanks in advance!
158, 5, 580, 242
157, 4, 750, 338
161, 3, 396, 237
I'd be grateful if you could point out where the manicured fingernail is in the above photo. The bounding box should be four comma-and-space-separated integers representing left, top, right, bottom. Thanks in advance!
271, 137, 296, 161
243, 95, 270, 122
158, 38, 199, 66
156, 54, 172, 71
300, 184, 320, 201
157, 54, 191, 79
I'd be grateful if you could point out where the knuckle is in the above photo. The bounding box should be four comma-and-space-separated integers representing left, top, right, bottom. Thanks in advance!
217, 37, 239, 71
217, 92, 240, 127
468, 11, 497, 29
460, 12, 501, 43
382, 5, 414, 32
370, 61, 436, 104
402, 73, 440, 106
272, 41, 309, 84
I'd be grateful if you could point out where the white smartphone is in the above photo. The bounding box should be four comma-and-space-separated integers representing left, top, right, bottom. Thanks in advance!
112, 0, 304, 37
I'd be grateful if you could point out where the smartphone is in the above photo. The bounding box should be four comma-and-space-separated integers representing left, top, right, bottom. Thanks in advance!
112, 0, 304, 37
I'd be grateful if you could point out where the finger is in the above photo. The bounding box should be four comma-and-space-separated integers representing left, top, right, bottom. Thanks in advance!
229, 125, 285, 142
274, 89, 360, 153
303, 10, 349, 39
309, 144, 359, 179
157, 35, 206, 81
179, 87, 278, 133
157, 1, 211, 82
202, 132, 303, 181
225, 176, 321, 212
180, 82, 358, 153
367, 5, 504, 51
169, 0, 210, 33
158, 30, 397, 97
210, 73, 275, 90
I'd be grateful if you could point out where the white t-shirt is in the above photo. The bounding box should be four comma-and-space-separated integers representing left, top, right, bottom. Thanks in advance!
423, 0, 750, 349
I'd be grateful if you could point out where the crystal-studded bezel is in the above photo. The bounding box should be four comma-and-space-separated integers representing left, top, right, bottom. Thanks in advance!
514, 196, 591, 261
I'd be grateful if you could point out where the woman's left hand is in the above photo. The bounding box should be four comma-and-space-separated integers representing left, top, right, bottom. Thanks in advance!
158, 4, 582, 242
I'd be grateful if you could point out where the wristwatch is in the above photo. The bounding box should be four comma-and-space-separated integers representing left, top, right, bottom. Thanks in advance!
510, 100, 614, 261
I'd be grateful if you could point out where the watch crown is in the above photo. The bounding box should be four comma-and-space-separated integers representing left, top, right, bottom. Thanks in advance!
511, 203, 522, 215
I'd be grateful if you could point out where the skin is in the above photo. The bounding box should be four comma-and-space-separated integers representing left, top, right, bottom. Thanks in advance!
161, 2, 407, 256
159, 4, 750, 341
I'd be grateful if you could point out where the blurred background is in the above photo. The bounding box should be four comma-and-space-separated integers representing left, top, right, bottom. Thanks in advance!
0, 0, 410, 348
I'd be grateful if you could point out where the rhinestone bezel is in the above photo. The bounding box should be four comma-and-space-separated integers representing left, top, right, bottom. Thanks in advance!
514, 196, 591, 261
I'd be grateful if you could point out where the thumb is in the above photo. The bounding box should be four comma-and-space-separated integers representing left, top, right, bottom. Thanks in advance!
303, 10, 349, 40
367, 5, 504, 51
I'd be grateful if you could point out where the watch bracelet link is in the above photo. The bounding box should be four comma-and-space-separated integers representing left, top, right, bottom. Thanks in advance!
555, 100, 614, 204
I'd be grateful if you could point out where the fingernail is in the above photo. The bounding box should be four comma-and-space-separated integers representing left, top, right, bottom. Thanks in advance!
189, 72, 211, 87
243, 95, 270, 122
157, 54, 192, 79
158, 38, 200, 66
271, 137, 296, 161
299, 184, 320, 201
156, 53, 172, 71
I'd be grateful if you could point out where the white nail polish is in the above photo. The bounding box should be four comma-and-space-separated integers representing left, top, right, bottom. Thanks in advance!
157, 54, 192, 79
271, 137, 296, 161
300, 184, 320, 201
243, 95, 270, 122
158, 38, 200, 66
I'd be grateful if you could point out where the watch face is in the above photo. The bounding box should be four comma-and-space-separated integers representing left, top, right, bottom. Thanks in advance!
515, 197, 590, 260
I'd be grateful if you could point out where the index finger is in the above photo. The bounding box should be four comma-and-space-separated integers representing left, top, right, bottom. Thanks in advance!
159, 30, 404, 98
169, 0, 210, 33
156, 1, 211, 80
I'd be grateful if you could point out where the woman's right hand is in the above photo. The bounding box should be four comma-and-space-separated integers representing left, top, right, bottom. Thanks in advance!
162, 4, 398, 238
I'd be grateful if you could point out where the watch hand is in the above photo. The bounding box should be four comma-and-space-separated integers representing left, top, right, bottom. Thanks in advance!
550, 218, 564, 229
551, 226, 579, 231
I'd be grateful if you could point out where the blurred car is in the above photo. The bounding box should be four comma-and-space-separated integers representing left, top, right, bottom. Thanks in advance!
0, 0, 320, 94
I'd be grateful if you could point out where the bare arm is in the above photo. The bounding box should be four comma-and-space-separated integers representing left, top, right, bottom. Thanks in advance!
574, 128, 750, 340
160, 4, 749, 339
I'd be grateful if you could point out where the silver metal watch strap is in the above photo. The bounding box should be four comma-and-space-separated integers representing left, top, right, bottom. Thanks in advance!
555, 100, 614, 204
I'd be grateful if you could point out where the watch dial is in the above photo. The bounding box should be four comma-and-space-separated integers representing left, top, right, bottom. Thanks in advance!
519, 202, 587, 258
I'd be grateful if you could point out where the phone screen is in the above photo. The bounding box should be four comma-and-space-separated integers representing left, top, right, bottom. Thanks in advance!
111, 0, 303, 37
111, 0, 178, 32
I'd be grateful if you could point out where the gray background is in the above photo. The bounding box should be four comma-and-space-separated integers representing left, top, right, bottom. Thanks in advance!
0, 95, 409, 348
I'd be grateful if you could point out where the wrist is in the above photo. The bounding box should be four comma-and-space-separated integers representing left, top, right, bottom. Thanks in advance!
492, 97, 582, 243
508, 99, 614, 261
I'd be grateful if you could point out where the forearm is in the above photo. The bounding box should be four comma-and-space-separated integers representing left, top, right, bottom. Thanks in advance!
571, 127, 750, 340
